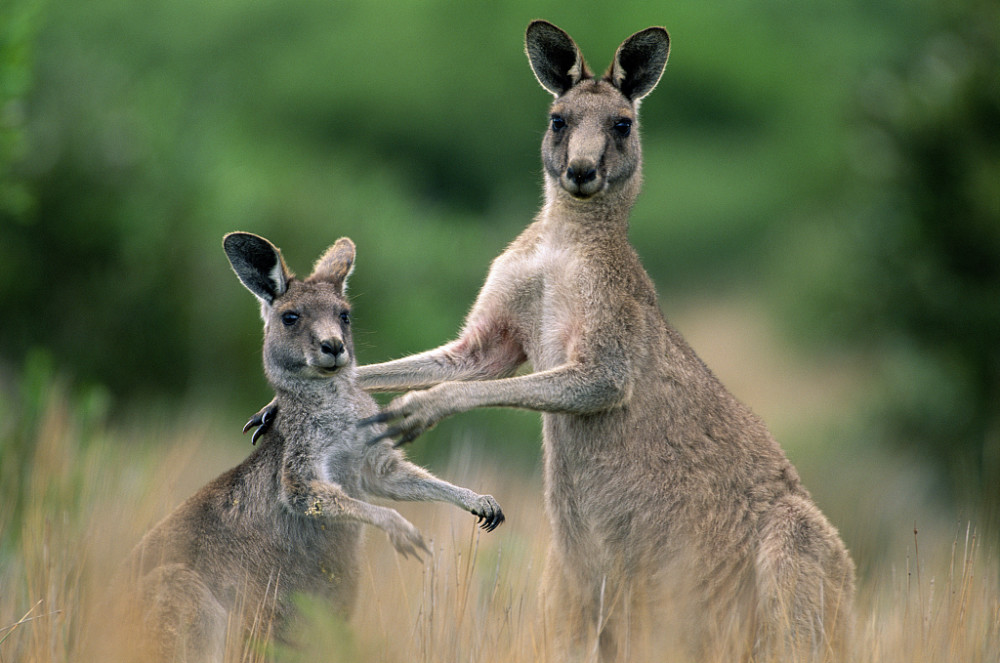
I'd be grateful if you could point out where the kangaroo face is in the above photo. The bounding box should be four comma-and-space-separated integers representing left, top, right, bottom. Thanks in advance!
264, 281, 353, 380
526, 21, 669, 202
543, 81, 639, 200
224, 232, 358, 388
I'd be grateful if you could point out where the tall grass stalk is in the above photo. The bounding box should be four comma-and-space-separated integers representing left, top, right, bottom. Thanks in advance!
1, 386, 997, 662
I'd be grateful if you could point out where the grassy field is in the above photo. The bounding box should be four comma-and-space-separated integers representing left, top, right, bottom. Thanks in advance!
1, 379, 998, 662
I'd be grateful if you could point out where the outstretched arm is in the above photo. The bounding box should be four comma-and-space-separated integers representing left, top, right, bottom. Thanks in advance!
281, 470, 429, 559
362, 446, 504, 532
357, 317, 527, 393
244, 316, 526, 438
363, 348, 632, 446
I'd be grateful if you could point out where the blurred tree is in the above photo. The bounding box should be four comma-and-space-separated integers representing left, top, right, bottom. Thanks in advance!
819, 0, 999, 528
0, 0, 42, 220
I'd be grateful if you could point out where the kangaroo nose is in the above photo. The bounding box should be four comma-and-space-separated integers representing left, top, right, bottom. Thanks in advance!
320, 339, 344, 357
567, 162, 597, 186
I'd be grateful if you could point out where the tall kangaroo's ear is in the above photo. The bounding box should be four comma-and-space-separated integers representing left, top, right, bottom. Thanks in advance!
308, 237, 355, 295
223, 232, 292, 304
607, 27, 670, 103
526, 20, 591, 97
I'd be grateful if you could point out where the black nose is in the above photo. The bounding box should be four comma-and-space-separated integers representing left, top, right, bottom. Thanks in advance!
320, 339, 344, 356
566, 163, 597, 186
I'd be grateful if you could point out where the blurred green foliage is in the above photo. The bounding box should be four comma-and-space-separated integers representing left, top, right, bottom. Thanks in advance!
0, 0, 997, 502
777, 0, 999, 524
0, 0, 42, 218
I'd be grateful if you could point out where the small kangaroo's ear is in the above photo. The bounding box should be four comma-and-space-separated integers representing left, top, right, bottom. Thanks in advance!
223, 232, 292, 304
526, 20, 591, 97
308, 237, 355, 295
607, 27, 670, 103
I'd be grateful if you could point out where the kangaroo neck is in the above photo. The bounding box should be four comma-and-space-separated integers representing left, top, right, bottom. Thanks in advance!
542, 175, 637, 236
271, 376, 350, 424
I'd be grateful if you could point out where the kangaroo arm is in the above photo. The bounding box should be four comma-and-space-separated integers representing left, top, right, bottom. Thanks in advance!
357, 318, 527, 393
281, 473, 429, 558
367, 355, 631, 446
361, 449, 505, 531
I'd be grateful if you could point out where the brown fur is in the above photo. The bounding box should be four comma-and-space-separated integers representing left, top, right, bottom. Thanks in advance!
347, 22, 856, 662
246, 21, 854, 662
123, 233, 502, 662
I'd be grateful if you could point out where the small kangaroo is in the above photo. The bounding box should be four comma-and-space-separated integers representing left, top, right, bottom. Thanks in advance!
125, 233, 503, 662
248, 21, 854, 662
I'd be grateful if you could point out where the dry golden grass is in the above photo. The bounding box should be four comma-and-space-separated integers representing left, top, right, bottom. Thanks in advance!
1, 384, 998, 662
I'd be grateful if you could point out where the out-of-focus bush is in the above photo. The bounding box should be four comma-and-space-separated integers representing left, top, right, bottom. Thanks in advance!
1, 1, 858, 409
5, 0, 994, 479
0, 0, 42, 219
778, 0, 999, 526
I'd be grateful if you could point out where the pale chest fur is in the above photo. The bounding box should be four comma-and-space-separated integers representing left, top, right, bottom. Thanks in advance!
481, 231, 588, 372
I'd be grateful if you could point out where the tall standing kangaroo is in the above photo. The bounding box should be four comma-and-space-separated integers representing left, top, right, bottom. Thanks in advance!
125, 233, 503, 662
248, 21, 854, 662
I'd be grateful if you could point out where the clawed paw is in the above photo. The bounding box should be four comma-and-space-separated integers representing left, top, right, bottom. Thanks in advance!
387, 520, 431, 561
358, 391, 442, 447
243, 403, 279, 445
471, 495, 505, 532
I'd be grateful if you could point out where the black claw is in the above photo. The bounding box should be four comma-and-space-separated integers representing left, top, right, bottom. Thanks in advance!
486, 511, 505, 532
368, 426, 403, 447
393, 430, 420, 448
358, 412, 393, 428
252, 425, 265, 445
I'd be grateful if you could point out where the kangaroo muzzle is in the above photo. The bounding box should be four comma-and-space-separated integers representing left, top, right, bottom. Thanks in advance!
314, 335, 349, 371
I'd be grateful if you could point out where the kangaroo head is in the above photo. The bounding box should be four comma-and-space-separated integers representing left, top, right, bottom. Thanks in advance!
224, 232, 357, 389
526, 20, 669, 202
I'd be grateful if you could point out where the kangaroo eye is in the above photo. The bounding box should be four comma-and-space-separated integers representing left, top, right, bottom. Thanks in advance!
281, 311, 299, 326
613, 119, 632, 137
550, 115, 566, 133
340, 311, 351, 325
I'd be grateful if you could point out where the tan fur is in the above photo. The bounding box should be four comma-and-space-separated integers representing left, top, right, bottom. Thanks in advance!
245, 21, 854, 662
123, 233, 502, 661
341, 22, 856, 661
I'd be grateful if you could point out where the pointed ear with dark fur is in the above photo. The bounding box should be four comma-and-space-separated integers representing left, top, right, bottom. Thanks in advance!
525, 20, 591, 97
607, 27, 670, 102
223, 232, 291, 305
307, 237, 355, 296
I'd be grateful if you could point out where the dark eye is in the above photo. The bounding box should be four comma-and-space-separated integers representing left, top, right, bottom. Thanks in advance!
340, 311, 351, 325
550, 115, 566, 133
613, 119, 632, 137
281, 311, 299, 326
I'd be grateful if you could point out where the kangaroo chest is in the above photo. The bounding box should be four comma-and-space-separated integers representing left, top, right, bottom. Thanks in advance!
487, 236, 587, 372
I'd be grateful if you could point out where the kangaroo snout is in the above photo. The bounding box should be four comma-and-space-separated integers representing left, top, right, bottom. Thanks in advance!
567, 161, 597, 185
562, 159, 603, 198
321, 338, 345, 357
317, 336, 349, 370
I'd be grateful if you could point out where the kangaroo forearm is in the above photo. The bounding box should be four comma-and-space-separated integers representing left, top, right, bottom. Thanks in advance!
437, 362, 630, 416
284, 479, 396, 529
358, 339, 522, 392
369, 469, 481, 510
357, 350, 460, 392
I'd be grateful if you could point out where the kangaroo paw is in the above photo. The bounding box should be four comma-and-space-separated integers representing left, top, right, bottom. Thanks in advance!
243, 403, 279, 445
472, 495, 505, 532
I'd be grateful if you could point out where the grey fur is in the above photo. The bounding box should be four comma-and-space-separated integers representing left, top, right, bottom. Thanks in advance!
124, 233, 503, 661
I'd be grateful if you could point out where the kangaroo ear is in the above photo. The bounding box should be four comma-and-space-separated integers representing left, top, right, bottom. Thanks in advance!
223, 232, 292, 304
526, 20, 591, 97
308, 237, 355, 295
607, 27, 670, 102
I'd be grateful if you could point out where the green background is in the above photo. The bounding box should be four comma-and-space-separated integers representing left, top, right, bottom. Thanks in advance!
2, 0, 997, 535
